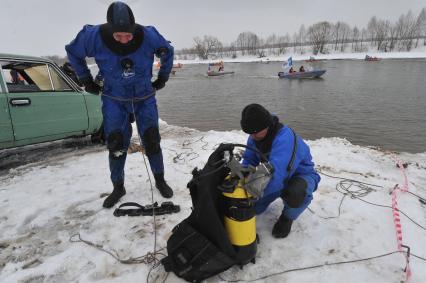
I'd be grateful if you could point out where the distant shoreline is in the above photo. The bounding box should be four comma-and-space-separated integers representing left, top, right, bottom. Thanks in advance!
174, 50, 426, 65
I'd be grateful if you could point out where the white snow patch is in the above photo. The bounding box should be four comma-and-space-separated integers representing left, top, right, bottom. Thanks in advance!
0, 121, 425, 282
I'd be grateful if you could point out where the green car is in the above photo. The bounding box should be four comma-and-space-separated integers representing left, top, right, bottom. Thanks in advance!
0, 53, 103, 150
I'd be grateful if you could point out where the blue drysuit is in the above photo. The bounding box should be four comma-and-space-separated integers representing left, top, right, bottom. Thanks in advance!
65, 24, 173, 183
242, 126, 320, 220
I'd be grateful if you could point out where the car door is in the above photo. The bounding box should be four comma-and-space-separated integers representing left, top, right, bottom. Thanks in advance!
4, 60, 89, 141
0, 69, 14, 144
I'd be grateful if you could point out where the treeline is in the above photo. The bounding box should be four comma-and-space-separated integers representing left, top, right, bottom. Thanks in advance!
178, 8, 426, 59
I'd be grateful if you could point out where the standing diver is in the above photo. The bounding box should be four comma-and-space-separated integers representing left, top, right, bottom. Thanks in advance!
65, 1, 174, 208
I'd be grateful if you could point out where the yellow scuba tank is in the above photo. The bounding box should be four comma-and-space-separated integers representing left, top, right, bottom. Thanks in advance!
215, 143, 273, 265
219, 176, 257, 265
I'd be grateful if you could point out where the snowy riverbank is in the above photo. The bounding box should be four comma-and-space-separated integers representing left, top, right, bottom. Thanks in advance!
0, 121, 425, 282
174, 48, 426, 65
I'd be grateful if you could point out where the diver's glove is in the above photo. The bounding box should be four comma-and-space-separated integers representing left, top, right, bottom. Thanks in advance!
152, 75, 168, 90
81, 77, 101, 95
246, 162, 274, 199
207, 143, 235, 166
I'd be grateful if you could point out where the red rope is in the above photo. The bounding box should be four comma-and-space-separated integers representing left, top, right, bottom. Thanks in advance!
391, 156, 411, 281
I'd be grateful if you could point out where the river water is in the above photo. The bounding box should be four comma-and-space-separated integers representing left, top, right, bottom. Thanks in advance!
157, 59, 426, 153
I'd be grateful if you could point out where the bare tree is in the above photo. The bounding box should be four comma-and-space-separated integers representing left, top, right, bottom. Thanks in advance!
351, 26, 360, 52
367, 16, 378, 46
403, 11, 416, 51
226, 43, 238, 58
360, 28, 367, 51
235, 32, 247, 55
307, 21, 331, 54
394, 15, 406, 50
420, 8, 426, 46
367, 16, 391, 51
235, 31, 260, 55
387, 23, 396, 51
395, 11, 418, 51
292, 33, 298, 53
414, 8, 426, 47
193, 35, 223, 59
332, 22, 342, 51
265, 34, 277, 55
277, 34, 290, 54
298, 25, 306, 53
338, 22, 351, 52
376, 20, 390, 51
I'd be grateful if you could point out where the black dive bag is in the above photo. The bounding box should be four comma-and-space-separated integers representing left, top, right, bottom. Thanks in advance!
161, 219, 235, 282
161, 154, 238, 282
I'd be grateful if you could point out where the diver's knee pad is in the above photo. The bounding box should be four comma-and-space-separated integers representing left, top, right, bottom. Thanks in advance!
143, 127, 161, 156
282, 177, 308, 208
107, 131, 126, 159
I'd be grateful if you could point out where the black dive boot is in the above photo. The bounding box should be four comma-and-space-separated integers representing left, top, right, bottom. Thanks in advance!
154, 173, 173, 198
103, 181, 126, 208
272, 214, 293, 238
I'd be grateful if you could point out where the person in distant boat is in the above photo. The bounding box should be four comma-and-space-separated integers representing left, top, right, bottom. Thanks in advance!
218, 61, 224, 72
240, 104, 320, 238
289, 67, 296, 73
299, 66, 305, 72
65, 1, 174, 208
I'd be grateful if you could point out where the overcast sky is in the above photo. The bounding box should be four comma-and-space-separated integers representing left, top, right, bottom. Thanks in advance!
1, 0, 425, 57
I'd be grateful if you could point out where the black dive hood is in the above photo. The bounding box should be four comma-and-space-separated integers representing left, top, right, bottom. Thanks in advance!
99, 23, 144, 56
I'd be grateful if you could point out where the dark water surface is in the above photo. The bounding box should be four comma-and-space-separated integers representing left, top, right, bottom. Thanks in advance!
157, 59, 426, 153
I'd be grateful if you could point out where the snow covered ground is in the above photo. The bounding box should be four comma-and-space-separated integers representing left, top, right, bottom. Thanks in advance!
0, 121, 425, 282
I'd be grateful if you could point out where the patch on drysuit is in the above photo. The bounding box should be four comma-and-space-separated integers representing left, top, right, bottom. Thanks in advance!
121, 58, 135, 78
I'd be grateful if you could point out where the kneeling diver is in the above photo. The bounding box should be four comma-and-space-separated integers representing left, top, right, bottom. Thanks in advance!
239, 104, 320, 238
